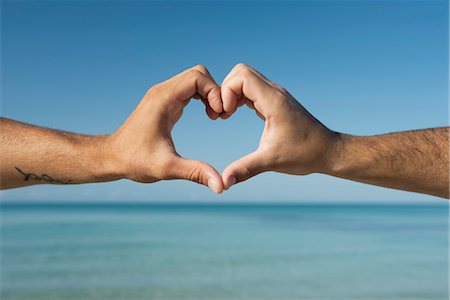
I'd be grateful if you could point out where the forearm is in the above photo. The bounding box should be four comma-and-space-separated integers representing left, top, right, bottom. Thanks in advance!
0, 117, 122, 189
326, 127, 449, 198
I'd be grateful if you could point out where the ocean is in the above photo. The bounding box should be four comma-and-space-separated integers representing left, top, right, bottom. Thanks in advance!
0, 203, 448, 300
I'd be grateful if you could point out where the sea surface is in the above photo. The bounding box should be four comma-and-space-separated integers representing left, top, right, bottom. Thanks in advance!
0, 203, 448, 300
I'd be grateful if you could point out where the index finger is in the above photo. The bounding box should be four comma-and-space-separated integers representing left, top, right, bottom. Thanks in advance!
170, 65, 223, 114
221, 67, 280, 118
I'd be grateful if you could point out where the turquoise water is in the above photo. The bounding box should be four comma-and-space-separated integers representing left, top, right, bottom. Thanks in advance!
1, 204, 448, 300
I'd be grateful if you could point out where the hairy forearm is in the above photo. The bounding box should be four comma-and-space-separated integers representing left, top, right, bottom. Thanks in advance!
326, 127, 449, 198
0, 117, 122, 189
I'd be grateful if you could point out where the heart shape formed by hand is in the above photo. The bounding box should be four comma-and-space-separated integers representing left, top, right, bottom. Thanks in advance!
112, 63, 336, 195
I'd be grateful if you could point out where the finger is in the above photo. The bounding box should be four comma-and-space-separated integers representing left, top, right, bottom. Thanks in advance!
201, 98, 220, 120
222, 64, 287, 117
236, 96, 248, 109
219, 112, 233, 120
189, 65, 223, 114
221, 150, 268, 190
165, 156, 224, 194
243, 65, 280, 90
224, 63, 276, 89
168, 65, 223, 114
218, 95, 248, 120
221, 68, 277, 117
246, 101, 255, 110
194, 92, 219, 120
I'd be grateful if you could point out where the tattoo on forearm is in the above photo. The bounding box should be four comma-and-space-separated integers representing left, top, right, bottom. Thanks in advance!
15, 167, 72, 184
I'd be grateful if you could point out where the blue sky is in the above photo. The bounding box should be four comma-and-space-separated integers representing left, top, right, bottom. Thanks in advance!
1, 0, 448, 203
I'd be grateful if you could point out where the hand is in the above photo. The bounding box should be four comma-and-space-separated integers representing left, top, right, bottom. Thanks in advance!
220, 64, 341, 190
107, 65, 225, 194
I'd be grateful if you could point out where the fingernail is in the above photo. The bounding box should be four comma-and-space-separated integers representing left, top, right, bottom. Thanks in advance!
225, 176, 237, 190
208, 178, 221, 194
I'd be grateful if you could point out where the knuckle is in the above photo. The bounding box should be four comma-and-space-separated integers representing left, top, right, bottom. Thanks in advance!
235, 63, 249, 71
192, 64, 207, 73
240, 167, 252, 182
209, 88, 221, 101
146, 83, 164, 100
272, 90, 287, 104
187, 161, 207, 184
149, 83, 162, 94
188, 168, 202, 184
276, 85, 288, 95
239, 67, 253, 78
186, 69, 203, 80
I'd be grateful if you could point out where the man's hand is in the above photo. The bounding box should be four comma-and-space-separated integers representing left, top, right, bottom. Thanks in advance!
0, 65, 225, 194
107, 65, 224, 193
220, 64, 449, 198
220, 63, 340, 188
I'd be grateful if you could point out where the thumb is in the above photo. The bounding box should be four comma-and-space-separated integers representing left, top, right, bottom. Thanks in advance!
222, 150, 268, 190
165, 156, 224, 194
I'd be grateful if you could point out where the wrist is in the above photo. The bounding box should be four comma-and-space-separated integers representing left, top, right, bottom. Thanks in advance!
322, 131, 348, 176
82, 135, 126, 182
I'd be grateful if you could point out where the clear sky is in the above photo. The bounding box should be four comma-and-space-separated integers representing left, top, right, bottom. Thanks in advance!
1, 0, 448, 203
